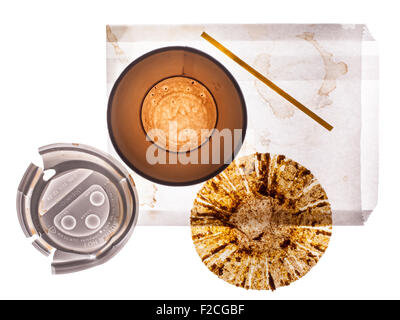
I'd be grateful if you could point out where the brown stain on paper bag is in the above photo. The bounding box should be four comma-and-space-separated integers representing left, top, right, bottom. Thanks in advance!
297, 32, 348, 107
254, 54, 296, 119
254, 32, 348, 119
106, 25, 128, 63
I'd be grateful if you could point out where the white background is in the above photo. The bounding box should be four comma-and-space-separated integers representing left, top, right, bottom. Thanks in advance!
0, 0, 398, 300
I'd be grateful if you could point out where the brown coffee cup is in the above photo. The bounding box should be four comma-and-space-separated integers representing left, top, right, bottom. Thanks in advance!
108, 46, 247, 186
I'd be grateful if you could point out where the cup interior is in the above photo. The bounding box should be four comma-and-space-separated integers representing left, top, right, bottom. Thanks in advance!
108, 46, 247, 186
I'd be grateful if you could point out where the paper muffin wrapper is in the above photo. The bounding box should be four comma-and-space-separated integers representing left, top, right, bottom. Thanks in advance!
191, 153, 332, 290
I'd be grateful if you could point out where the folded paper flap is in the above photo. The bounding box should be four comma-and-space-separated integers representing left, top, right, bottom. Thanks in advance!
361, 31, 379, 215
137, 210, 371, 226
107, 24, 367, 42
